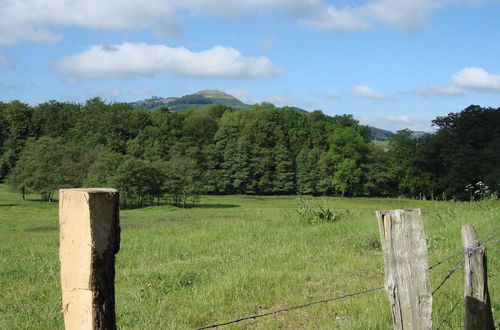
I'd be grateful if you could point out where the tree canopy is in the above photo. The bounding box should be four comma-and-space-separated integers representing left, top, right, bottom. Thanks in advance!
1, 99, 498, 205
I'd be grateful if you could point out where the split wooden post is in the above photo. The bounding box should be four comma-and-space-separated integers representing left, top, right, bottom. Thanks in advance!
461, 224, 494, 330
376, 209, 432, 330
59, 188, 120, 330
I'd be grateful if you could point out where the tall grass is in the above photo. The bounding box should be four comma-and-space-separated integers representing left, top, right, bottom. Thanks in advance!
0, 185, 498, 329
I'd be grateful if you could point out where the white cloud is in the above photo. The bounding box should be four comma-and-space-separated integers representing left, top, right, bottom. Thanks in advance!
363, 0, 440, 30
301, 6, 370, 31
349, 85, 389, 100
225, 89, 255, 104
412, 84, 464, 97
54, 43, 284, 80
265, 95, 294, 106
1, 0, 495, 44
86, 88, 122, 99
451, 67, 500, 93
359, 114, 433, 132
0, 0, 179, 45
385, 115, 410, 123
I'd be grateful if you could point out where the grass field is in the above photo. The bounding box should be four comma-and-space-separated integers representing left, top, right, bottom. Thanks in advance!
0, 184, 498, 329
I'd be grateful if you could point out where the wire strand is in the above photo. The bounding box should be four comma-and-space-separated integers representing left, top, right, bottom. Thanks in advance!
484, 238, 500, 247
429, 249, 463, 271
197, 286, 384, 329
432, 257, 465, 295
436, 301, 460, 330
198, 229, 499, 329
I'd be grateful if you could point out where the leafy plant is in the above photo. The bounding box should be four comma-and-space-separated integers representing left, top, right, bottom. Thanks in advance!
296, 196, 348, 224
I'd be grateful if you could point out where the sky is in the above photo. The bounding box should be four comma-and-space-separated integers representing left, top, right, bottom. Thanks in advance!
1, 0, 500, 131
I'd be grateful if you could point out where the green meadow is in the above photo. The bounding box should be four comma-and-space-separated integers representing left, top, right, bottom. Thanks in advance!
0, 184, 498, 329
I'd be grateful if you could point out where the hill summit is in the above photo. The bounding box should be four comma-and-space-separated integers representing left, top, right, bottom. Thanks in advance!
195, 90, 237, 100
130, 90, 250, 112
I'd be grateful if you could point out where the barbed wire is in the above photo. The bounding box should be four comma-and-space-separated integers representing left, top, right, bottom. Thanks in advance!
481, 227, 500, 244
429, 228, 499, 271
197, 286, 384, 329
436, 301, 460, 330
429, 249, 463, 271
432, 256, 465, 295
484, 238, 500, 247
198, 230, 498, 329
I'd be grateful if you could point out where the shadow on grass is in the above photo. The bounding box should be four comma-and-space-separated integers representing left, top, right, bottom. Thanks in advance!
0, 204, 19, 207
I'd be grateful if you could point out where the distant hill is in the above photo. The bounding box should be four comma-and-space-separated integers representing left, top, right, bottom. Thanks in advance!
411, 131, 428, 138
130, 90, 433, 142
130, 90, 251, 112
368, 126, 394, 141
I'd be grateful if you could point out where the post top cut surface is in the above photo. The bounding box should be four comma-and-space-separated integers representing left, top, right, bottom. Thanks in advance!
60, 188, 118, 194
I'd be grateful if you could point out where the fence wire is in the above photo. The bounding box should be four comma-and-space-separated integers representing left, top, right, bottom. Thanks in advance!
484, 238, 500, 247
482, 228, 500, 244
197, 229, 499, 329
197, 286, 384, 329
432, 256, 465, 295
429, 249, 463, 271
436, 301, 460, 330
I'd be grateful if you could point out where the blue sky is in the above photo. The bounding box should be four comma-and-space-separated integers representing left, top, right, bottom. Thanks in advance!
1, 0, 499, 131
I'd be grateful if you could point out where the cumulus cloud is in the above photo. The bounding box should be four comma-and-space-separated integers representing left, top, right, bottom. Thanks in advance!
451, 67, 500, 93
363, 0, 440, 30
385, 115, 411, 123
349, 85, 389, 100
412, 84, 464, 97
54, 43, 284, 80
359, 114, 433, 132
301, 6, 370, 31
1, 0, 495, 44
0, 0, 179, 45
265, 95, 294, 106
225, 89, 255, 104
86, 88, 122, 99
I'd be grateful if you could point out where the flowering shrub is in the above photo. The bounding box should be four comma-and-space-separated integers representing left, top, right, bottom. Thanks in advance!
464, 181, 496, 201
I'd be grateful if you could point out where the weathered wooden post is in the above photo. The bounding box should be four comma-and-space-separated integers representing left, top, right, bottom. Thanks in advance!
59, 188, 120, 330
461, 224, 494, 330
376, 209, 432, 330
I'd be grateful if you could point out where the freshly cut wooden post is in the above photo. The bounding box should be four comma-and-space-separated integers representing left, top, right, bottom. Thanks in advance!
59, 188, 120, 330
461, 224, 494, 330
376, 209, 432, 330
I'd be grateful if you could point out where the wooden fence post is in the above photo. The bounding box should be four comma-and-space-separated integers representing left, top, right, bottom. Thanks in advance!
59, 188, 120, 330
376, 209, 432, 330
461, 224, 494, 330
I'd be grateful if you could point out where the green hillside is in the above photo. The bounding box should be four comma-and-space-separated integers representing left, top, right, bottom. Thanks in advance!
130, 90, 251, 112
368, 126, 394, 141
129, 90, 431, 142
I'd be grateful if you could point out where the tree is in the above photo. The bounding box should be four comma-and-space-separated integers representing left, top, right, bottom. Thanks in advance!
5, 137, 84, 201
429, 105, 500, 199
163, 156, 201, 207
0, 101, 33, 180
111, 158, 165, 208
329, 126, 369, 196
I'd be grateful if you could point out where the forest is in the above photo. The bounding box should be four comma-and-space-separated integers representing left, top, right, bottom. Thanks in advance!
0, 99, 498, 207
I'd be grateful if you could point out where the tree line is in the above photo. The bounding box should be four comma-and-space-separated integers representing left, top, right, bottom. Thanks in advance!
0, 98, 498, 207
